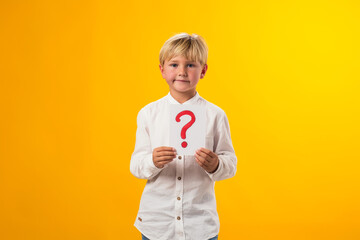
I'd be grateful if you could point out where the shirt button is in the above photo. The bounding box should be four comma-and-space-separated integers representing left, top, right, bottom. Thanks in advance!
178, 156, 182, 160
177, 216, 181, 220
177, 197, 181, 200
177, 177, 181, 180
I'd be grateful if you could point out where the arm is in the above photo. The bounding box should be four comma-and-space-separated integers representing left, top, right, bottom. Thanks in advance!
206, 112, 237, 181
130, 108, 163, 179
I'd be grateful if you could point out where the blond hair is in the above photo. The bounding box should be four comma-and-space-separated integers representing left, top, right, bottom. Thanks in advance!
159, 33, 208, 67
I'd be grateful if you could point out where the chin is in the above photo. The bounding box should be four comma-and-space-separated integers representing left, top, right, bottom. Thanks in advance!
174, 87, 190, 92
174, 88, 195, 94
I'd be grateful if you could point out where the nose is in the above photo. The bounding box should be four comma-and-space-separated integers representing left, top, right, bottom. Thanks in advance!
177, 65, 187, 77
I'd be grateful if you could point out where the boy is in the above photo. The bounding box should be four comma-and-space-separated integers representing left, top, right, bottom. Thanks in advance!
130, 33, 237, 240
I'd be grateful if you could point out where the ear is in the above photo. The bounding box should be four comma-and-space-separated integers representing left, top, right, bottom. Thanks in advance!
159, 64, 165, 78
200, 64, 208, 79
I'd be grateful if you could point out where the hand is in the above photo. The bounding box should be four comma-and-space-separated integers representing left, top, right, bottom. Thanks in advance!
195, 148, 219, 173
153, 146, 177, 168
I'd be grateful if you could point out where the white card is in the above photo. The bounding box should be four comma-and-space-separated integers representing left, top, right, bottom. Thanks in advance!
170, 105, 206, 155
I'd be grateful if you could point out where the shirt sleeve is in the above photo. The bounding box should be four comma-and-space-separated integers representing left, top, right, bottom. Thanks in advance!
206, 111, 237, 181
130, 107, 163, 179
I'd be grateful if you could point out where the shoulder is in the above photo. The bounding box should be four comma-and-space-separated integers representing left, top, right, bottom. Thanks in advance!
199, 96, 227, 118
198, 96, 231, 130
137, 95, 168, 117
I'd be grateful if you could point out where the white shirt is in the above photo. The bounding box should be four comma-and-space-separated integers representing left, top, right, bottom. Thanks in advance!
130, 92, 237, 240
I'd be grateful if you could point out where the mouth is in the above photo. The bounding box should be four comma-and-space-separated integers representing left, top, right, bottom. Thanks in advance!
174, 79, 190, 83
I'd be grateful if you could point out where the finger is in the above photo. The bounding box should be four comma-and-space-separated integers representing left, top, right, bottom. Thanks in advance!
155, 146, 176, 152
156, 156, 176, 162
195, 156, 209, 168
199, 148, 218, 159
195, 157, 204, 167
195, 149, 207, 158
155, 159, 173, 168
198, 148, 215, 156
156, 160, 174, 165
196, 159, 209, 171
195, 151, 211, 162
154, 148, 176, 155
153, 150, 176, 156
156, 161, 172, 168
155, 151, 177, 157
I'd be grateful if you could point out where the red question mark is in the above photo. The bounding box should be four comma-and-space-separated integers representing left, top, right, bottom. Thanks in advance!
175, 110, 196, 148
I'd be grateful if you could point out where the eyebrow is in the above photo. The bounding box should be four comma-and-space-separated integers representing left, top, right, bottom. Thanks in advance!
168, 60, 197, 63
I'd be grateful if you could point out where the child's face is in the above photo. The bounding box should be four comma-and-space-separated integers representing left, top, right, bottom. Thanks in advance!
159, 55, 207, 95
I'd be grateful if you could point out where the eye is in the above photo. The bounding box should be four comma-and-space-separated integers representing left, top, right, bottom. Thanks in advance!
170, 64, 177, 67
187, 64, 194, 67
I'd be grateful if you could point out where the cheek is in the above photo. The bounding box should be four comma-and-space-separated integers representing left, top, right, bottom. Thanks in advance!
164, 77, 173, 85
164, 70, 175, 78
192, 80, 200, 86
190, 72, 201, 83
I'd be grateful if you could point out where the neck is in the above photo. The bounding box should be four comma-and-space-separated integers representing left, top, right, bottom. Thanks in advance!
169, 90, 196, 104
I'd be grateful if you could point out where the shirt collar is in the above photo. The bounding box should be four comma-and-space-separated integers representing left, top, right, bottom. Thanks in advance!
167, 92, 201, 105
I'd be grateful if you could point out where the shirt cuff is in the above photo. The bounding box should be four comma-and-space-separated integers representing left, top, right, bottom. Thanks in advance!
205, 155, 223, 179
146, 154, 166, 177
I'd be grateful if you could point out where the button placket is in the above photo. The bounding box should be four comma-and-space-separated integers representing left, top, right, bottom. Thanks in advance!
174, 155, 185, 239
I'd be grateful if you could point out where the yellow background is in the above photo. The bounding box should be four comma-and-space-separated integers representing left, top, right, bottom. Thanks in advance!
1, 0, 359, 239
